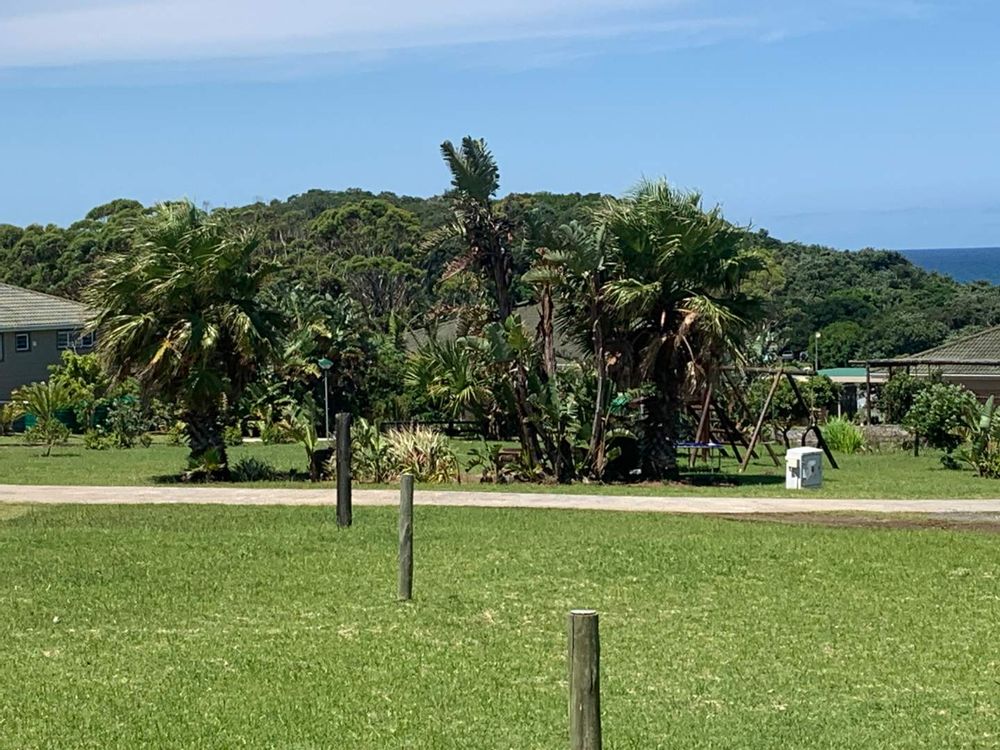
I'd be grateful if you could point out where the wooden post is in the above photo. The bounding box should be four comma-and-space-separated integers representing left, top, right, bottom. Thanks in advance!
398, 473, 414, 601
568, 609, 602, 750
335, 412, 352, 528
865, 364, 873, 426
741, 369, 783, 473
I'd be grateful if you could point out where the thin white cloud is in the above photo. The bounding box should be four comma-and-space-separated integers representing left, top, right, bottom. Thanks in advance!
0, 0, 936, 70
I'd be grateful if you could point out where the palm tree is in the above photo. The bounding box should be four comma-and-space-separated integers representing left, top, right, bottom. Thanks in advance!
87, 202, 282, 475
599, 181, 764, 480
437, 137, 543, 465
540, 221, 616, 476
439, 137, 516, 321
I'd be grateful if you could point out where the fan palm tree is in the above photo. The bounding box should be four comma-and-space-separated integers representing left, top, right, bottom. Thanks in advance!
599, 181, 765, 480
87, 202, 282, 475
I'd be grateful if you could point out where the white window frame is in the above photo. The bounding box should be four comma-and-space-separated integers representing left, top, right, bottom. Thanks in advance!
14, 332, 30, 353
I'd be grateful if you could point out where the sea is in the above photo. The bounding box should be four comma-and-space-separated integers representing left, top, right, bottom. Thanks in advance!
896, 247, 1000, 285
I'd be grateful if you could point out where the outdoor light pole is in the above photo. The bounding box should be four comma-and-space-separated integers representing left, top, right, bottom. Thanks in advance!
318, 358, 333, 441
814, 331, 821, 373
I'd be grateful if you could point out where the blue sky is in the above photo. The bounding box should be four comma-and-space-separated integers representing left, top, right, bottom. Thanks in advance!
1, 0, 998, 250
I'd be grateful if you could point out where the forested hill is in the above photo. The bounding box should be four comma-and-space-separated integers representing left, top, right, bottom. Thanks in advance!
2, 189, 998, 367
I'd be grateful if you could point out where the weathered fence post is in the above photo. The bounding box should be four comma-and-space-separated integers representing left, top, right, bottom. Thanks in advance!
335, 412, 352, 528
398, 473, 414, 601
568, 609, 602, 750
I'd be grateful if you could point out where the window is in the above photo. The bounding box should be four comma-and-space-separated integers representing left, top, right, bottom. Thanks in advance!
14, 333, 30, 353
57, 329, 95, 350
56, 330, 74, 350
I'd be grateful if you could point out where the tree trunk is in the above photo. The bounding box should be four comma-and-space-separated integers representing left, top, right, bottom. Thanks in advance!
642, 371, 680, 481
184, 408, 229, 479
538, 285, 557, 381
587, 297, 609, 479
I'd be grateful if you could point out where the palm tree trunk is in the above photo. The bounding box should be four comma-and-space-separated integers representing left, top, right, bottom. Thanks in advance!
184, 407, 229, 479
538, 285, 557, 380
643, 369, 680, 481
588, 318, 609, 478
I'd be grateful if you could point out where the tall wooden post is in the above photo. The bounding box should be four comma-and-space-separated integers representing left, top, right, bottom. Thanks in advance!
335, 412, 352, 528
568, 609, 602, 750
398, 473, 414, 601
865, 364, 873, 426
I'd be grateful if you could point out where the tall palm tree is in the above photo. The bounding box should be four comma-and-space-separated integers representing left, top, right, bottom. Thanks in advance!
437, 137, 543, 465
87, 202, 282, 474
439, 137, 516, 321
599, 181, 764, 480
540, 221, 616, 477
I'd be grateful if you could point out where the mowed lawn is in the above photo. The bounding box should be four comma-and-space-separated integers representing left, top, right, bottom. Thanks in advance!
2, 504, 999, 749
0, 436, 999, 498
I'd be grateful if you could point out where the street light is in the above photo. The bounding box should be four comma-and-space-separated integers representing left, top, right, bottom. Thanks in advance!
318, 357, 333, 441
814, 331, 821, 373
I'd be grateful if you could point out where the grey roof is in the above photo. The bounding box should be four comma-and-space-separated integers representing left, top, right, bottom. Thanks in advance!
876, 325, 1000, 376
406, 303, 587, 360
0, 283, 92, 332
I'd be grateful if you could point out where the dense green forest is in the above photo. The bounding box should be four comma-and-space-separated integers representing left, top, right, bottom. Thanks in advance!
2, 188, 999, 369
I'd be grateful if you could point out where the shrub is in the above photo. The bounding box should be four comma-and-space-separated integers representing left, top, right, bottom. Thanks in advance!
106, 398, 152, 448
822, 417, 866, 454
260, 423, 293, 445
351, 418, 395, 483
904, 383, 978, 455
466, 441, 511, 483
223, 425, 244, 447
25, 420, 71, 454
880, 373, 931, 424
83, 428, 112, 450
183, 447, 226, 482
956, 397, 1000, 478
165, 421, 186, 446
386, 427, 459, 483
11, 380, 76, 456
230, 457, 281, 482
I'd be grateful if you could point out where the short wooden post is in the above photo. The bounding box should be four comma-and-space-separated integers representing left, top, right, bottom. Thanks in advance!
568, 609, 602, 750
335, 412, 352, 528
398, 473, 414, 601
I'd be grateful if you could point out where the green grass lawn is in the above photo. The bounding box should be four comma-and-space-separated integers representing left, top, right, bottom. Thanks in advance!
0, 435, 997, 498
2, 504, 998, 748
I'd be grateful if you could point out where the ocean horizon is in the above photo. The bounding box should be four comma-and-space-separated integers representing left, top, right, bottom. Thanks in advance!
894, 246, 1000, 284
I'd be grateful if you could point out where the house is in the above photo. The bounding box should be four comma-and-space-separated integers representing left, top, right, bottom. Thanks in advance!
0, 283, 94, 401
853, 325, 1000, 420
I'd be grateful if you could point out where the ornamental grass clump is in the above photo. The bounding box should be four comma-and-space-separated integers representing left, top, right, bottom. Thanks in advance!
822, 417, 866, 454
386, 426, 459, 483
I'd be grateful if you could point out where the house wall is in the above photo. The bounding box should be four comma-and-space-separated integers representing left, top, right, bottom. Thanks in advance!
943, 376, 1000, 401
0, 330, 71, 401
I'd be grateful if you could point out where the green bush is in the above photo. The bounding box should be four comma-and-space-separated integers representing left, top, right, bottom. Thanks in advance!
904, 383, 978, 456
880, 373, 931, 424
822, 418, 866, 454
165, 421, 186, 446
386, 427, 459, 483
223, 425, 244, 447
83, 428, 112, 450
230, 457, 281, 482
11, 380, 76, 456
956, 397, 1000, 478
25, 420, 71, 454
351, 418, 394, 483
106, 399, 152, 448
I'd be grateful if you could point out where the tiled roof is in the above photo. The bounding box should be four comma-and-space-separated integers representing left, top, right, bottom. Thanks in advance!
0, 283, 92, 332
897, 326, 1000, 375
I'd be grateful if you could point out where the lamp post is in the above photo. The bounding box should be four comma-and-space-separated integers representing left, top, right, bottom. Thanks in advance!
814, 331, 821, 373
318, 358, 333, 441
